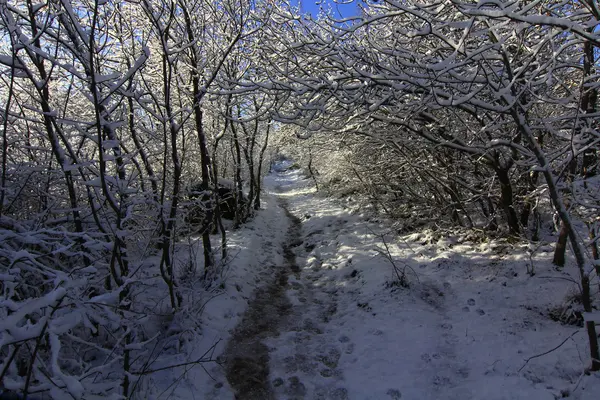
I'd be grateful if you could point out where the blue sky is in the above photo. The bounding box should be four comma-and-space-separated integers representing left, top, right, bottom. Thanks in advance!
290, 0, 360, 18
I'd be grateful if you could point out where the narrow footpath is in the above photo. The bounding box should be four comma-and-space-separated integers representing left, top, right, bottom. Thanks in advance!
223, 192, 304, 399
216, 162, 598, 400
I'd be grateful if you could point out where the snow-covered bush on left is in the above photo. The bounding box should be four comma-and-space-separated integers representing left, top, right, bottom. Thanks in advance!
0, 0, 274, 398
1, 229, 140, 399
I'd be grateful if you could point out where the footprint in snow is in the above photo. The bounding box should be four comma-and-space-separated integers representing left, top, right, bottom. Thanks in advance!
433, 374, 452, 386
345, 342, 355, 355
328, 387, 349, 400
421, 352, 442, 363
285, 376, 307, 397
283, 353, 318, 376
313, 386, 349, 400
440, 322, 453, 330
315, 344, 342, 369
337, 335, 350, 343
387, 389, 402, 399
302, 318, 324, 334
292, 331, 311, 344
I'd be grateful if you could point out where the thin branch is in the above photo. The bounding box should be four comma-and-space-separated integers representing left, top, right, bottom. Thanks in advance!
519, 330, 581, 372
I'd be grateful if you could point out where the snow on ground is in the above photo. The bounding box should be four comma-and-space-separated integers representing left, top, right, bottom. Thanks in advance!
148, 160, 599, 399
263, 162, 599, 400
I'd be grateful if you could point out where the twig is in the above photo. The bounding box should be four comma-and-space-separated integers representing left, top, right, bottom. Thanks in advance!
519, 330, 580, 372
372, 229, 420, 285
23, 294, 66, 399
158, 365, 191, 400
536, 275, 580, 286
571, 368, 587, 394
0, 344, 20, 383
526, 242, 543, 276
131, 339, 221, 375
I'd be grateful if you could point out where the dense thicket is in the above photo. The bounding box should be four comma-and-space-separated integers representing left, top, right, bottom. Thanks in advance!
0, 0, 273, 397
0, 0, 599, 398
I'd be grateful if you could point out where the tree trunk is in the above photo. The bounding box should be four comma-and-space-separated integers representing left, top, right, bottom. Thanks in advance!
254, 121, 271, 210
512, 104, 600, 371
197, 110, 215, 273
181, 5, 214, 273
307, 146, 319, 192
0, 38, 16, 219
495, 167, 520, 235
580, 31, 598, 180
23, 7, 85, 238
553, 222, 569, 267
230, 118, 244, 228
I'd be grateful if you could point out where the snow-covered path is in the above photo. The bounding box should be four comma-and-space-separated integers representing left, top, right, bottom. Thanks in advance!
194, 162, 599, 400
258, 166, 475, 400
221, 196, 302, 399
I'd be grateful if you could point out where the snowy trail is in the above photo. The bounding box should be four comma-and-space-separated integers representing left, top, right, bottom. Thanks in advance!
222, 185, 305, 399
260, 167, 468, 400
200, 162, 599, 400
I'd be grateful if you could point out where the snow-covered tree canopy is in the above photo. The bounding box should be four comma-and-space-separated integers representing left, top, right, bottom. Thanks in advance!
0, 0, 599, 398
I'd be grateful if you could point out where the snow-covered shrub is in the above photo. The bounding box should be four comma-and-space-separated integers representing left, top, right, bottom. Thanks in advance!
0, 229, 129, 399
